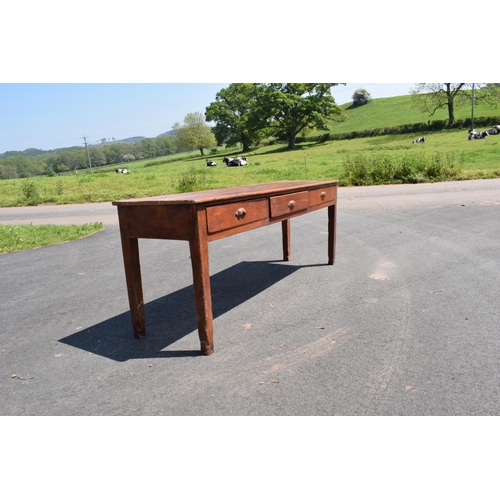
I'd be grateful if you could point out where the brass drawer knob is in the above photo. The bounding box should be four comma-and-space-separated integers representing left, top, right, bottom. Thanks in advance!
288, 200, 296, 210
320, 191, 326, 200
235, 208, 247, 219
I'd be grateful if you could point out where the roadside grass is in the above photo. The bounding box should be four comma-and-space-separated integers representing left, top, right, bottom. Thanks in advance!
0, 222, 104, 254
1, 124, 500, 207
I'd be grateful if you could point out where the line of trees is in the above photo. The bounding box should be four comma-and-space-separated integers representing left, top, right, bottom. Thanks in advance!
0, 135, 180, 179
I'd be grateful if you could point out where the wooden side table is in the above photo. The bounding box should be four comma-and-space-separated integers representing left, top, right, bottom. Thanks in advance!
113, 180, 338, 355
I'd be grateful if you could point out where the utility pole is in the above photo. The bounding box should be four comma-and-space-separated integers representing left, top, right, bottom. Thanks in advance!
83, 136, 93, 173
471, 84, 475, 131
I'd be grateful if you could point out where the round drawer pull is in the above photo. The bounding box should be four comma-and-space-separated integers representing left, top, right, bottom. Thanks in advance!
288, 200, 296, 210
320, 191, 326, 200
235, 208, 247, 219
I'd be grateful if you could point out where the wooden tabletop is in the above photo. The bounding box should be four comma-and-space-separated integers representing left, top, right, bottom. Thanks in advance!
112, 180, 339, 206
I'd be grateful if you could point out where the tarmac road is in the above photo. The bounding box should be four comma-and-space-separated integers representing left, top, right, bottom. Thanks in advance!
1, 178, 500, 415
0, 200, 119, 227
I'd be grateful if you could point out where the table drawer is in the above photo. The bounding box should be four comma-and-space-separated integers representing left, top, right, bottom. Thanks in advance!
206, 198, 268, 234
269, 190, 309, 218
308, 186, 337, 207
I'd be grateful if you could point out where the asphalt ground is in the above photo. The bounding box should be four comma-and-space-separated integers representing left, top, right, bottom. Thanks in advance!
1, 179, 500, 416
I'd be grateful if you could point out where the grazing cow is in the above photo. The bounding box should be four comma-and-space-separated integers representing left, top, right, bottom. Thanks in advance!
485, 125, 500, 136
223, 156, 248, 166
206, 160, 218, 166
115, 168, 129, 173
468, 129, 488, 140
412, 137, 426, 144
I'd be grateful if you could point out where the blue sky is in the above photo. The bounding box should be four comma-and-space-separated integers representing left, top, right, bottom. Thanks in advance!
1, 2, 490, 155
0, 83, 414, 154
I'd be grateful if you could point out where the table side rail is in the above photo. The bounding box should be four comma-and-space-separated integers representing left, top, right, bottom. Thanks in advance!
117, 204, 193, 240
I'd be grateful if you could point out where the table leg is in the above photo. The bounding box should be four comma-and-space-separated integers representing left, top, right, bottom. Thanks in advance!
189, 210, 214, 355
119, 232, 146, 338
282, 219, 291, 261
328, 204, 336, 265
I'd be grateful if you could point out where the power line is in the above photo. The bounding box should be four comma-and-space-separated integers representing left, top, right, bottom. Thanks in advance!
7, 121, 177, 153
75, 122, 178, 147
82, 136, 93, 173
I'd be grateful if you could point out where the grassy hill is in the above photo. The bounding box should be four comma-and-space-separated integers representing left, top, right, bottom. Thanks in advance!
327, 92, 500, 135
1, 92, 500, 207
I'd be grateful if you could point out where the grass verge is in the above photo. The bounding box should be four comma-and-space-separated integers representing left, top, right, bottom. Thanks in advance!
0, 222, 104, 254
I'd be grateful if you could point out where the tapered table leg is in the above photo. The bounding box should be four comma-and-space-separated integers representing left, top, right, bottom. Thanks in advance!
328, 204, 336, 265
282, 219, 291, 261
119, 230, 146, 338
189, 209, 214, 355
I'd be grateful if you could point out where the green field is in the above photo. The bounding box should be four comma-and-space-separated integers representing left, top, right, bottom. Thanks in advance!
1, 92, 499, 208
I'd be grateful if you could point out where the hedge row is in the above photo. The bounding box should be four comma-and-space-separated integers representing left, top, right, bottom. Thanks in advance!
297, 115, 500, 144
340, 151, 464, 186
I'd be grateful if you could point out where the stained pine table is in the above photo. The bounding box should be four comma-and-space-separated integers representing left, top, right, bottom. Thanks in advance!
113, 180, 338, 355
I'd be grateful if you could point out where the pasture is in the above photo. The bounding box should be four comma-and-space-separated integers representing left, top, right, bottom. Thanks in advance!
1, 126, 499, 207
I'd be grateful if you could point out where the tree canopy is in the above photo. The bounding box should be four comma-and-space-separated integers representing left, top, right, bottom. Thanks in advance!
410, 83, 500, 127
252, 83, 346, 150
352, 88, 372, 106
205, 83, 346, 151
173, 112, 217, 156
205, 83, 266, 153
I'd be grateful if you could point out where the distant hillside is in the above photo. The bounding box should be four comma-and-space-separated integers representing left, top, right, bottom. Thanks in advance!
327, 92, 500, 135
1, 130, 178, 158
115, 136, 146, 145
0, 145, 84, 160
88, 137, 147, 148
157, 130, 176, 137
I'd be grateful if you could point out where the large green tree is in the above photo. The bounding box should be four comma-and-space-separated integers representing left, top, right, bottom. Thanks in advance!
173, 112, 217, 156
89, 147, 107, 167
57, 150, 87, 171
410, 83, 500, 127
140, 138, 158, 158
0, 155, 45, 178
205, 83, 266, 152
103, 143, 133, 165
155, 136, 176, 156
253, 83, 346, 150
0, 163, 19, 179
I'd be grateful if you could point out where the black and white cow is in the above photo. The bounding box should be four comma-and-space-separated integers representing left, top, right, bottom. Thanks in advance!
115, 168, 129, 174
468, 129, 488, 140
223, 156, 248, 166
206, 160, 218, 166
485, 125, 500, 136
412, 137, 426, 144
468, 125, 500, 139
